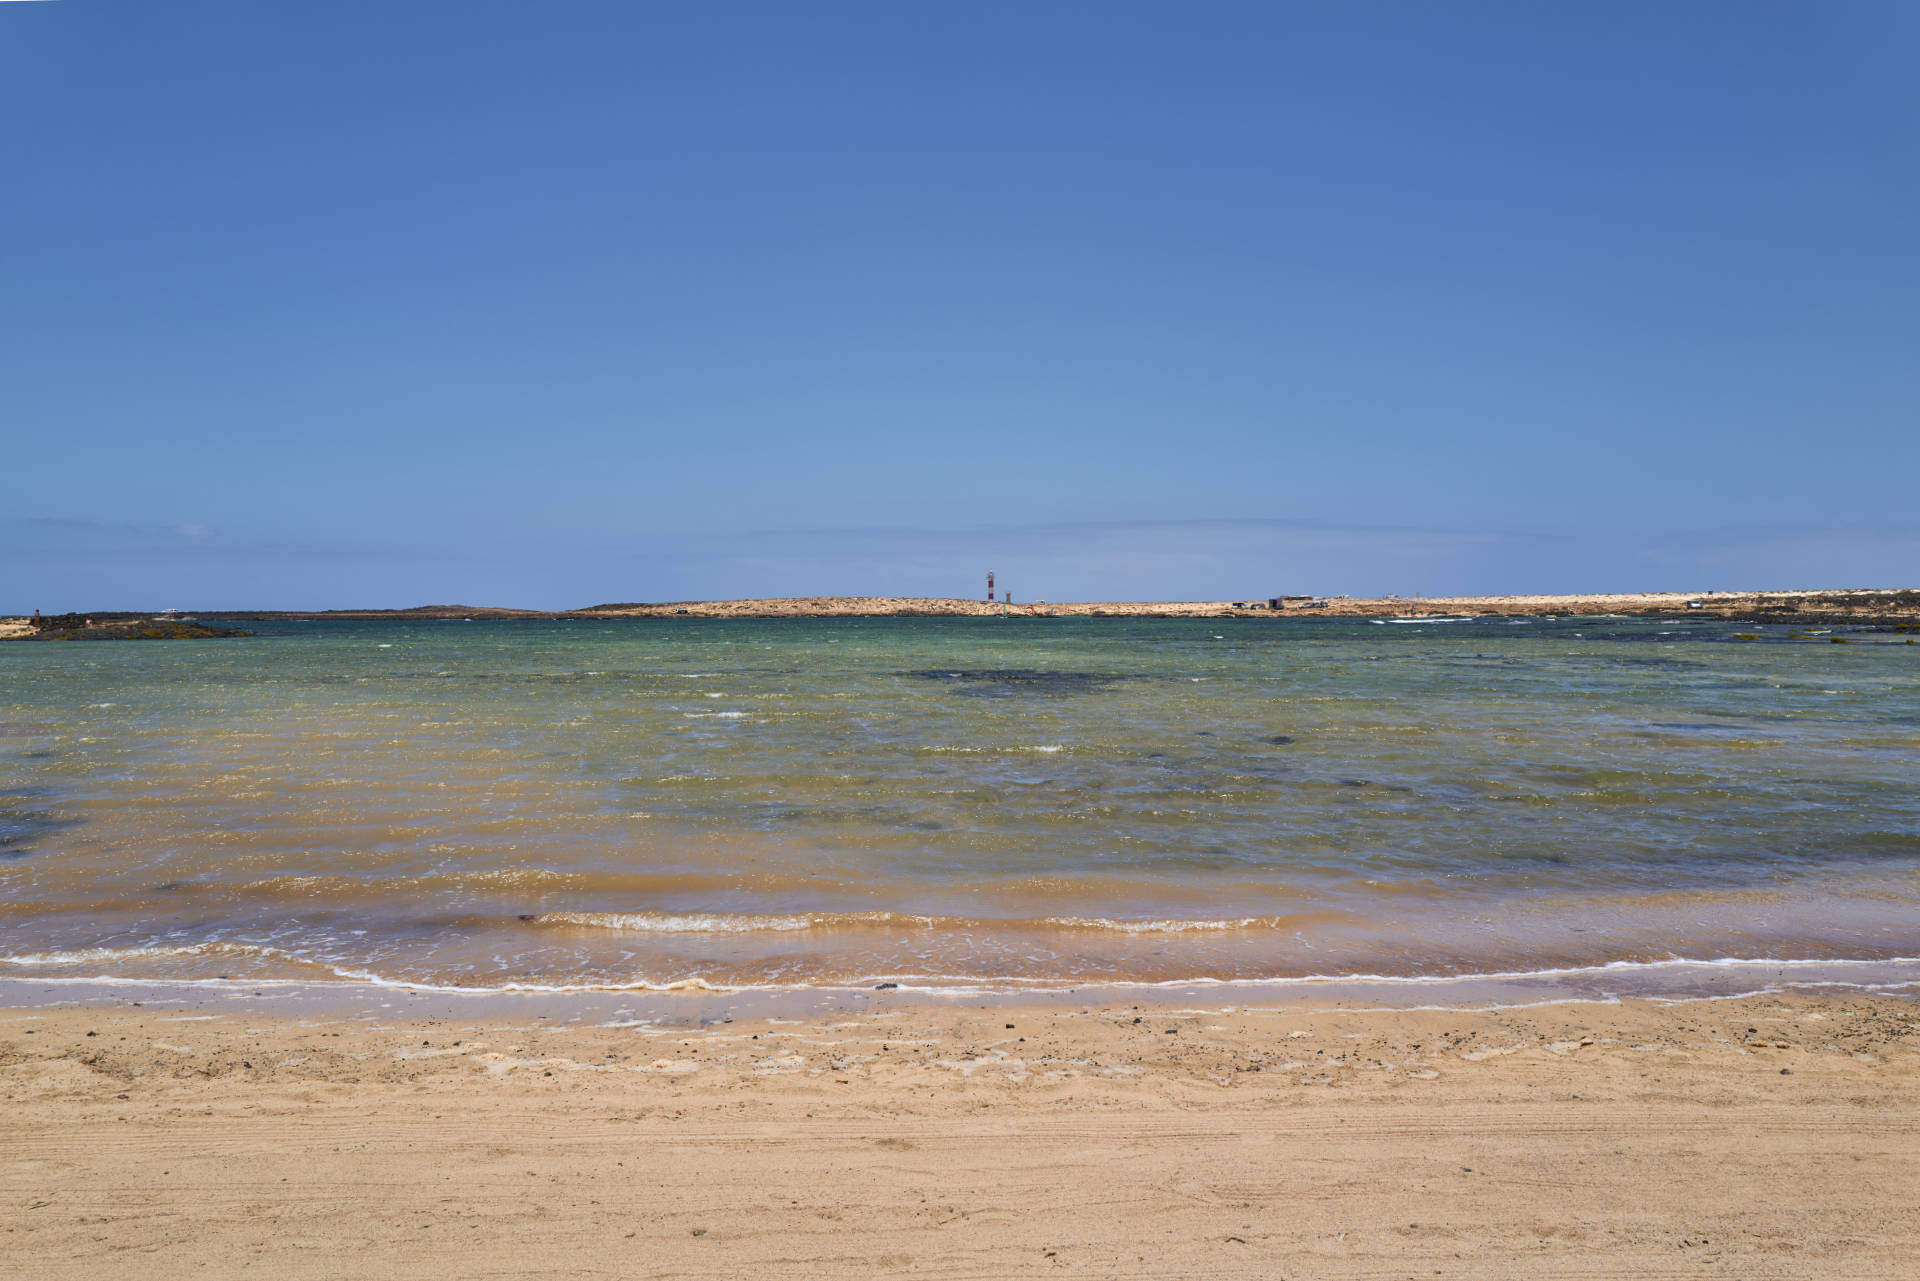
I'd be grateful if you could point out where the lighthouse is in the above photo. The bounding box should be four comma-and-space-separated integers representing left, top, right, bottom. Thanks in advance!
986, 570, 995, 603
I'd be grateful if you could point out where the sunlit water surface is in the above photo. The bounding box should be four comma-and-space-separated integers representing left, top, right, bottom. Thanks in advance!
3, 615, 1916, 994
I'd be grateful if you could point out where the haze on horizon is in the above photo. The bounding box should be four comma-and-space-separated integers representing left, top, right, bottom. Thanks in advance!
4, 2, 1916, 613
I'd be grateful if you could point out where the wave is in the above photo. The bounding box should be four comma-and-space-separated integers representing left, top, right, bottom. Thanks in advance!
524, 909, 1356, 935
1038, 916, 1260, 933
3, 953, 1915, 1006
0, 941, 340, 972
918, 744, 1067, 755
537, 911, 820, 933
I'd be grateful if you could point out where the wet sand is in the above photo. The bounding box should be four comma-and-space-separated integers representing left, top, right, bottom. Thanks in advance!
5, 989, 1916, 1278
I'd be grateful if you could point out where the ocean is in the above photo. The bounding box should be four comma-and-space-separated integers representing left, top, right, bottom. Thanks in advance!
3, 615, 1916, 999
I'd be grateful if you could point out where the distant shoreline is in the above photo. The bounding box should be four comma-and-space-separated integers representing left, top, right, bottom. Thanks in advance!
9, 586, 1917, 629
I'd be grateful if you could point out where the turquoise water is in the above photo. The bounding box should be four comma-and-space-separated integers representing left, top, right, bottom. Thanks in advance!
2, 615, 1916, 991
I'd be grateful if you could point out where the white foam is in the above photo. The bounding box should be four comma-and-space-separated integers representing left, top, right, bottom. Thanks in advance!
5, 956, 1917, 1008
0, 942, 301, 967
921, 744, 1065, 755
538, 911, 816, 933
1041, 916, 1260, 933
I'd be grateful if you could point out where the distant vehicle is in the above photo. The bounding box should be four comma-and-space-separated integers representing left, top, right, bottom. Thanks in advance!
1686, 600, 1705, 610
675, 608, 690, 615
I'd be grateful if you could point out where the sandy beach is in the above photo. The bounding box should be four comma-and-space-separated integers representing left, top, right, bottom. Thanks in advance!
12, 5, 1915, 1279
4, 988, 1916, 1279
6, 601, 1917, 1277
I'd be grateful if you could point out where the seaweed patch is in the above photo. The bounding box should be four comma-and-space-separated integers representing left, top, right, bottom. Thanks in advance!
905, 669, 1141, 697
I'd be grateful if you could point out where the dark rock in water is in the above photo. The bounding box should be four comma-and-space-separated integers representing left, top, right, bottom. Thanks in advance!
15, 613, 251, 642
904, 669, 1136, 697
0, 791, 83, 862
1589, 653, 1701, 669
1266, 735, 1294, 745
873, 981, 899, 990
517, 914, 539, 921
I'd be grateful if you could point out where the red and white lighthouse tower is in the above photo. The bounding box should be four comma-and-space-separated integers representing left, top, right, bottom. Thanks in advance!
986, 570, 995, 603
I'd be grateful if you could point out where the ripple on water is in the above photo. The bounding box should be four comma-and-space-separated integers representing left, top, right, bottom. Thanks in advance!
1, 616, 1916, 988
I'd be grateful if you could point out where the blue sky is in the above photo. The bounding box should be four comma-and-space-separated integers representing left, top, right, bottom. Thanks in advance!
4, 2, 1915, 609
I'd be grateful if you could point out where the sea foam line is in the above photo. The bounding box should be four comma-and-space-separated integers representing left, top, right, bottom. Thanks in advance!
538, 911, 818, 933
527, 911, 1290, 934
3, 952, 1916, 1001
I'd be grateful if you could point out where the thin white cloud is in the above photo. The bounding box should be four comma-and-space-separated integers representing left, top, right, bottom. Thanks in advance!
3, 516, 1912, 613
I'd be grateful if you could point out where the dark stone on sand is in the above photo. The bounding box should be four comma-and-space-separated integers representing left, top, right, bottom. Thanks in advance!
874, 982, 899, 989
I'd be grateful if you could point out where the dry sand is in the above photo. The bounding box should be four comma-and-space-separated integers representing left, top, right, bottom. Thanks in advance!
5, 990, 1917, 1278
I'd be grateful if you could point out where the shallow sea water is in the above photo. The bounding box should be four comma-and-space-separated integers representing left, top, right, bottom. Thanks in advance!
2, 615, 1916, 995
